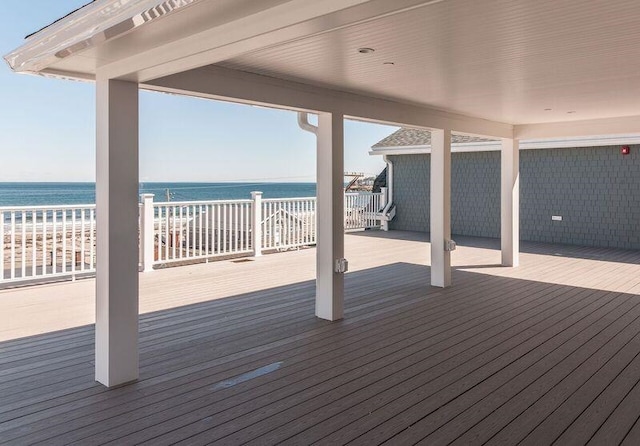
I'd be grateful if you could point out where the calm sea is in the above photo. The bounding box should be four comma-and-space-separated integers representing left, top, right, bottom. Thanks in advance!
0, 182, 317, 207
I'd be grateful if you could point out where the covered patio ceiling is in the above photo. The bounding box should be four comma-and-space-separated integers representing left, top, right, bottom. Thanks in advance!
5, 0, 639, 388
6, 0, 640, 137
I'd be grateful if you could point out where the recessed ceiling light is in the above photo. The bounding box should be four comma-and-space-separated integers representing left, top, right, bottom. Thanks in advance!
357, 47, 375, 54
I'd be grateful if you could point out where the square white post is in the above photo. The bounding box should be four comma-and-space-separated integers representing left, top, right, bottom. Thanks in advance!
95, 78, 140, 387
501, 138, 520, 266
251, 191, 263, 257
430, 129, 452, 287
140, 194, 155, 272
316, 112, 344, 321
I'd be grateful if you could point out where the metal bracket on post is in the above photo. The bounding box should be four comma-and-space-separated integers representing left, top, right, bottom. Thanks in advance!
444, 240, 457, 252
334, 258, 349, 274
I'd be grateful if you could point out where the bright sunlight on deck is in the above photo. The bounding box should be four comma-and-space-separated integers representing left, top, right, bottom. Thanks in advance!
1, 231, 640, 444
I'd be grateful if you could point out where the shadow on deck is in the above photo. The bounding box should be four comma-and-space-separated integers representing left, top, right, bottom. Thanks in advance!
2, 257, 640, 445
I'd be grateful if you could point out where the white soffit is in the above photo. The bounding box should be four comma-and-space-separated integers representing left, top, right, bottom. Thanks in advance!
219, 0, 640, 125
6, 0, 640, 137
5, 0, 441, 81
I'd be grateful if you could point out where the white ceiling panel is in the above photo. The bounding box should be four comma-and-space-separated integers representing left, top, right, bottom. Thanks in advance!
218, 0, 640, 124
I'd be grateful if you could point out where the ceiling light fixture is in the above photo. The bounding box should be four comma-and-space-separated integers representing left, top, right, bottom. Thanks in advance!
357, 47, 375, 54
383, 62, 395, 65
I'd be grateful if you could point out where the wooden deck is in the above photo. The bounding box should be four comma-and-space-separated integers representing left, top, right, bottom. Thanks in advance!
1, 231, 640, 445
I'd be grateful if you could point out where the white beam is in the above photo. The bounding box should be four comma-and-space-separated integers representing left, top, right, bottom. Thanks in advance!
145, 66, 513, 139
95, 78, 140, 388
316, 112, 345, 321
501, 139, 519, 267
515, 116, 640, 139
430, 129, 452, 288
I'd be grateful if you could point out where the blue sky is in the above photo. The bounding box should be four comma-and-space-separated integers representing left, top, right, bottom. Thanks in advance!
0, 1, 397, 183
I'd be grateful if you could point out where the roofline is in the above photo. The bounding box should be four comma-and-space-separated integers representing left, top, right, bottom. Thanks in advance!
4, 0, 199, 75
25, 1, 95, 39
369, 134, 640, 155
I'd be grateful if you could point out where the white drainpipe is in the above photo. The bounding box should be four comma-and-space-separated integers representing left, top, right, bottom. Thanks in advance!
380, 155, 395, 230
297, 112, 317, 134
382, 155, 394, 212
300, 113, 394, 230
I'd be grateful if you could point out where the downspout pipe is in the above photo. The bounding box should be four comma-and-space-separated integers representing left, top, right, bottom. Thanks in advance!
297, 112, 317, 135
382, 155, 394, 215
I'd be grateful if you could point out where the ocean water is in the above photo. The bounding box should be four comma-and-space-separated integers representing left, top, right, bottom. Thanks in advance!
0, 182, 317, 207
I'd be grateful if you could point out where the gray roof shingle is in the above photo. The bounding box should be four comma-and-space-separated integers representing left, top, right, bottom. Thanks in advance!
372, 128, 497, 148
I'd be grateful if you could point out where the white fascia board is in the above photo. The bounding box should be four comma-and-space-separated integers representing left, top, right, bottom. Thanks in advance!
368, 145, 431, 155
144, 66, 514, 139
515, 116, 640, 139
4, 0, 200, 74
369, 135, 640, 156
519, 134, 640, 149
369, 142, 500, 156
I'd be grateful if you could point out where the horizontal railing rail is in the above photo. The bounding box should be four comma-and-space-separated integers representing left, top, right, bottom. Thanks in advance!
0, 188, 387, 285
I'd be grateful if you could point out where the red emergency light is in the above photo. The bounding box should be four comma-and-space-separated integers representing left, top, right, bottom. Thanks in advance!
622, 145, 630, 155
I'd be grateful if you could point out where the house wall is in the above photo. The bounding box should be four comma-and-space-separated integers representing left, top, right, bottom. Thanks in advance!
389, 145, 640, 249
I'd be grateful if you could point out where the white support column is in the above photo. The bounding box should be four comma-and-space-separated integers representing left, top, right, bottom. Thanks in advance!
251, 191, 263, 257
140, 194, 155, 273
430, 129, 452, 288
316, 112, 345, 321
95, 77, 140, 387
501, 138, 520, 267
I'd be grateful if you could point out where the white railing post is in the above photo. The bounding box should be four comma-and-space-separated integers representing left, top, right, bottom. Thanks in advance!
251, 191, 263, 257
140, 193, 155, 272
380, 187, 389, 231
0, 211, 4, 282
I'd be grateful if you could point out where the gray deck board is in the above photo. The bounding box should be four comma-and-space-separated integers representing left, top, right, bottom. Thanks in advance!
0, 231, 639, 446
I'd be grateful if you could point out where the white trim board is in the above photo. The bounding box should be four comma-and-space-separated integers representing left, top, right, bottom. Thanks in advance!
369, 134, 640, 156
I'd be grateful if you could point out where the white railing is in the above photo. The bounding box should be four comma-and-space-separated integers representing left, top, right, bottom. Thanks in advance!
153, 200, 254, 265
0, 189, 387, 285
262, 197, 316, 251
345, 192, 384, 231
0, 205, 96, 284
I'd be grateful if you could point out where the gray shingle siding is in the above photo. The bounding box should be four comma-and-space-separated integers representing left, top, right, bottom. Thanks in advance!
389, 155, 430, 233
389, 145, 640, 250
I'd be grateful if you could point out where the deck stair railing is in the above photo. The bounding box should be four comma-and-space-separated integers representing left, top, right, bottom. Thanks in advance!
344, 192, 384, 231
0, 188, 386, 285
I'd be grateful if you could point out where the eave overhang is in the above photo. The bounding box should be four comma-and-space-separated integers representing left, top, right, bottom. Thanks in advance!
4, 0, 199, 77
